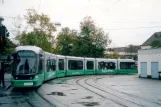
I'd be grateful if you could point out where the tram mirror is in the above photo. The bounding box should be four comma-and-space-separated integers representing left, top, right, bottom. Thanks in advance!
40, 57, 44, 61
12, 53, 17, 59
7, 56, 11, 61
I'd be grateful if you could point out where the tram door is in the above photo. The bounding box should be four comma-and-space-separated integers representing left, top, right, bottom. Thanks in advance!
85, 60, 95, 75
57, 58, 65, 77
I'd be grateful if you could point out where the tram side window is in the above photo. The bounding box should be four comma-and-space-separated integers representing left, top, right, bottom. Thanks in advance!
120, 62, 136, 69
98, 62, 104, 69
87, 61, 94, 69
108, 62, 115, 69
77, 60, 83, 70
39, 58, 43, 73
46, 60, 50, 71
51, 59, 56, 71
120, 62, 127, 69
68, 60, 77, 70
59, 59, 64, 70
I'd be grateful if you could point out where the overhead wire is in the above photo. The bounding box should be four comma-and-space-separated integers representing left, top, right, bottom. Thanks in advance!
104, 25, 161, 30
96, 0, 121, 20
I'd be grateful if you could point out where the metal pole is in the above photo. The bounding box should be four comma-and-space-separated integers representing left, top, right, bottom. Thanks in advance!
0, 17, 4, 27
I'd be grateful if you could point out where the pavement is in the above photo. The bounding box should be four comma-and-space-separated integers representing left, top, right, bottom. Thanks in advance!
0, 73, 11, 95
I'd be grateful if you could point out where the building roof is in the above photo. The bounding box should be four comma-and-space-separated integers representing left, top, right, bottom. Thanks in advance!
142, 32, 161, 46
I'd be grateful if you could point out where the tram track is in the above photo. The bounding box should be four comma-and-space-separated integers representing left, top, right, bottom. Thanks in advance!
37, 86, 70, 107
85, 77, 145, 107
21, 92, 34, 107
76, 76, 147, 107
76, 77, 127, 107
21, 88, 57, 107
93, 76, 161, 107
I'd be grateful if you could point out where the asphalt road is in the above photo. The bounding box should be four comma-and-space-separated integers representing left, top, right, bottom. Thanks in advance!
1, 75, 161, 107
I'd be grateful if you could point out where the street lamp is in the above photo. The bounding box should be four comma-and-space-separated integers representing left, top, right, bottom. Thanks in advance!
92, 42, 96, 58
49, 22, 61, 52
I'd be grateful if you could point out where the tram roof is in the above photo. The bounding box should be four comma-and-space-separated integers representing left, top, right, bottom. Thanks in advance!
56, 55, 65, 58
117, 59, 135, 62
96, 58, 117, 61
15, 46, 43, 54
66, 56, 85, 59
84, 57, 95, 60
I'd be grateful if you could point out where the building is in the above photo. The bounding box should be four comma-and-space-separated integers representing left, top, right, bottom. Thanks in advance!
105, 46, 140, 60
138, 48, 161, 79
141, 32, 161, 49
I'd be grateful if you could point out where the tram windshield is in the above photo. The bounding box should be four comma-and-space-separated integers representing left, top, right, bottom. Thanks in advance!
120, 62, 136, 69
13, 50, 37, 75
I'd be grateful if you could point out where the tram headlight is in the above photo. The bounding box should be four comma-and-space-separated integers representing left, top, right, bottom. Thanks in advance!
35, 75, 38, 79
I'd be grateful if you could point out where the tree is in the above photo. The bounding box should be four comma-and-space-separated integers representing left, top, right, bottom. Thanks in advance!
3, 38, 17, 55
104, 50, 121, 59
16, 9, 56, 52
55, 27, 77, 55
18, 30, 51, 52
0, 24, 11, 54
125, 45, 140, 60
150, 40, 161, 48
71, 16, 111, 57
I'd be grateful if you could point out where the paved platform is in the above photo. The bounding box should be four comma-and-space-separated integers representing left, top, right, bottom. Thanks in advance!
0, 73, 11, 94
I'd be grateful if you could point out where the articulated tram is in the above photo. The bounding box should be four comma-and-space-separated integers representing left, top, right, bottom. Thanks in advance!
11, 46, 137, 87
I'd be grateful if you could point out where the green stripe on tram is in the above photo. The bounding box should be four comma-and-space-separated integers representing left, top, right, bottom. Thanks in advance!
96, 69, 117, 74
56, 70, 66, 78
66, 70, 84, 76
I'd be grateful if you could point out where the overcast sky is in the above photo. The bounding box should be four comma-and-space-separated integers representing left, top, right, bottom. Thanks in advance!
1, 0, 161, 47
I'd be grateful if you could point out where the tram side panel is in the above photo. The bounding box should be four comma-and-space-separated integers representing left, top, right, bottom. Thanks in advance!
44, 53, 57, 81
56, 55, 66, 78
96, 58, 118, 75
117, 59, 137, 74
66, 56, 85, 76
84, 58, 95, 75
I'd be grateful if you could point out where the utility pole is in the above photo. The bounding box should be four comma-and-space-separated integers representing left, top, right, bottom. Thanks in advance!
0, 17, 9, 53
0, 17, 4, 53
0, 17, 4, 26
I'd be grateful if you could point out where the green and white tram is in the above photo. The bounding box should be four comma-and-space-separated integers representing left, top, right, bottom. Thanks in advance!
11, 46, 45, 87
11, 46, 137, 88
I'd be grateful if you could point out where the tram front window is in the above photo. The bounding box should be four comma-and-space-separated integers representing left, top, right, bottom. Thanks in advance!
13, 51, 37, 75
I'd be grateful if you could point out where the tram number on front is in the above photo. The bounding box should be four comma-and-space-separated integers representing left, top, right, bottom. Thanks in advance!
24, 82, 33, 86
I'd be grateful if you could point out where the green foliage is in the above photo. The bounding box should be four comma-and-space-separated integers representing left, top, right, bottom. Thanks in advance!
71, 16, 111, 57
104, 51, 121, 59
25, 9, 56, 37
16, 8, 56, 52
1, 38, 17, 55
55, 27, 77, 55
55, 16, 111, 57
150, 40, 161, 48
18, 30, 51, 52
